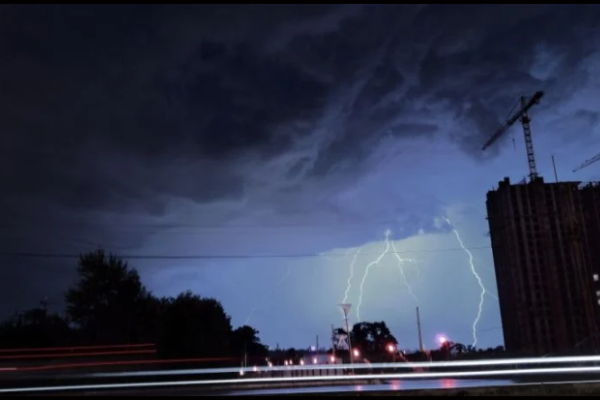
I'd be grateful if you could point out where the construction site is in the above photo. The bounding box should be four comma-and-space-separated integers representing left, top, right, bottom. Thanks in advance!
482, 91, 600, 356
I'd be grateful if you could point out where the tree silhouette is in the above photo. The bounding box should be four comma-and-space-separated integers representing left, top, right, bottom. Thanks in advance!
0, 250, 270, 366
351, 321, 398, 355
158, 291, 232, 361
0, 308, 72, 349
231, 326, 268, 361
65, 249, 156, 344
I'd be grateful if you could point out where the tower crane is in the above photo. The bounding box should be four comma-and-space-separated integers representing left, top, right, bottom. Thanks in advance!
573, 151, 600, 173
482, 91, 544, 182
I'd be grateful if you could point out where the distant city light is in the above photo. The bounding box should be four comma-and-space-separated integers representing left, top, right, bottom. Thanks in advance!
353, 349, 361, 358
387, 344, 396, 354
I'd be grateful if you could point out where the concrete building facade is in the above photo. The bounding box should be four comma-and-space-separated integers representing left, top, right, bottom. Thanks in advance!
580, 183, 600, 327
486, 177, 600, 356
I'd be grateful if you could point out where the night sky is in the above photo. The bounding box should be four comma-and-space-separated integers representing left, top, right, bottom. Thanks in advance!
1, 5, 600, 351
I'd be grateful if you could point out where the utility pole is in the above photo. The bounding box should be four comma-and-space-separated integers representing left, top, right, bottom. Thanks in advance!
331, 325, 337, 359
339, 304, 354, 372
316, 335, 319, 358
416, 307, 425, 353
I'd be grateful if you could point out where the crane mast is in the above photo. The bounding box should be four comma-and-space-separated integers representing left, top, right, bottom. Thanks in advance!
482, 91, 544, 182
573, 151, 600, 173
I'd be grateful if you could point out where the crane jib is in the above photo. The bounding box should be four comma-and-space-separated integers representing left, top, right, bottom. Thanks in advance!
481, 91, 544, 182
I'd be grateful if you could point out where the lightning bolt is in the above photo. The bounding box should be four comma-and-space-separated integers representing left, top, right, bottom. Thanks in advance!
356, 229, 392, 322
443, 217, 486, 348
391, 241, 420, 306
245, 265, 292, 325
342, 247, 363, 305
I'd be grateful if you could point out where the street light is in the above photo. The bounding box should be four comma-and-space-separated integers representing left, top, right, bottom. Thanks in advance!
352, 348, 361, 359
438, 336, 451, 361
387, 344, 397, 363
339, 303, 354, 372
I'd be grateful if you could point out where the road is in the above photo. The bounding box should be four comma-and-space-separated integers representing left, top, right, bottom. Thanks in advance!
37, 378, 600, 396
224, 379, 514, 396
0, 379, 513, 396
4, 355, 600, 395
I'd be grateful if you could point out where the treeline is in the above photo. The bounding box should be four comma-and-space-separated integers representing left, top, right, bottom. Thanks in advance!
0, 250, 268, 365
331, 322, 505, 362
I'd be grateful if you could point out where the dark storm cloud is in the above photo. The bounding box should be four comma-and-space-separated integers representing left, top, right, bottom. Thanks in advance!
410, 4, 600, 153
2, 4, 599, 214
0, 5, 370, 214
162, 40, 330, 158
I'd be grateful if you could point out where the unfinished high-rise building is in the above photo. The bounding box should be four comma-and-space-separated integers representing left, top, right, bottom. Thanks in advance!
487, 177, 600, 356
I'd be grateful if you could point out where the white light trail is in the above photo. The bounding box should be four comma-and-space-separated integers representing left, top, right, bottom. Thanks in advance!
356, 229, 392, 322
245, 265, 292, 325
342, 247, 362, 305
10, 365, 600, 394
443, 217, 486, 348
89, 353, 600, 378
391, 241, 419, 306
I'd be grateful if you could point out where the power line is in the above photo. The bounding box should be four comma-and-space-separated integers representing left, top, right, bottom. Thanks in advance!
0, 221, 447, 230
0, 246, 493, 260
0, 212, 530, 230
